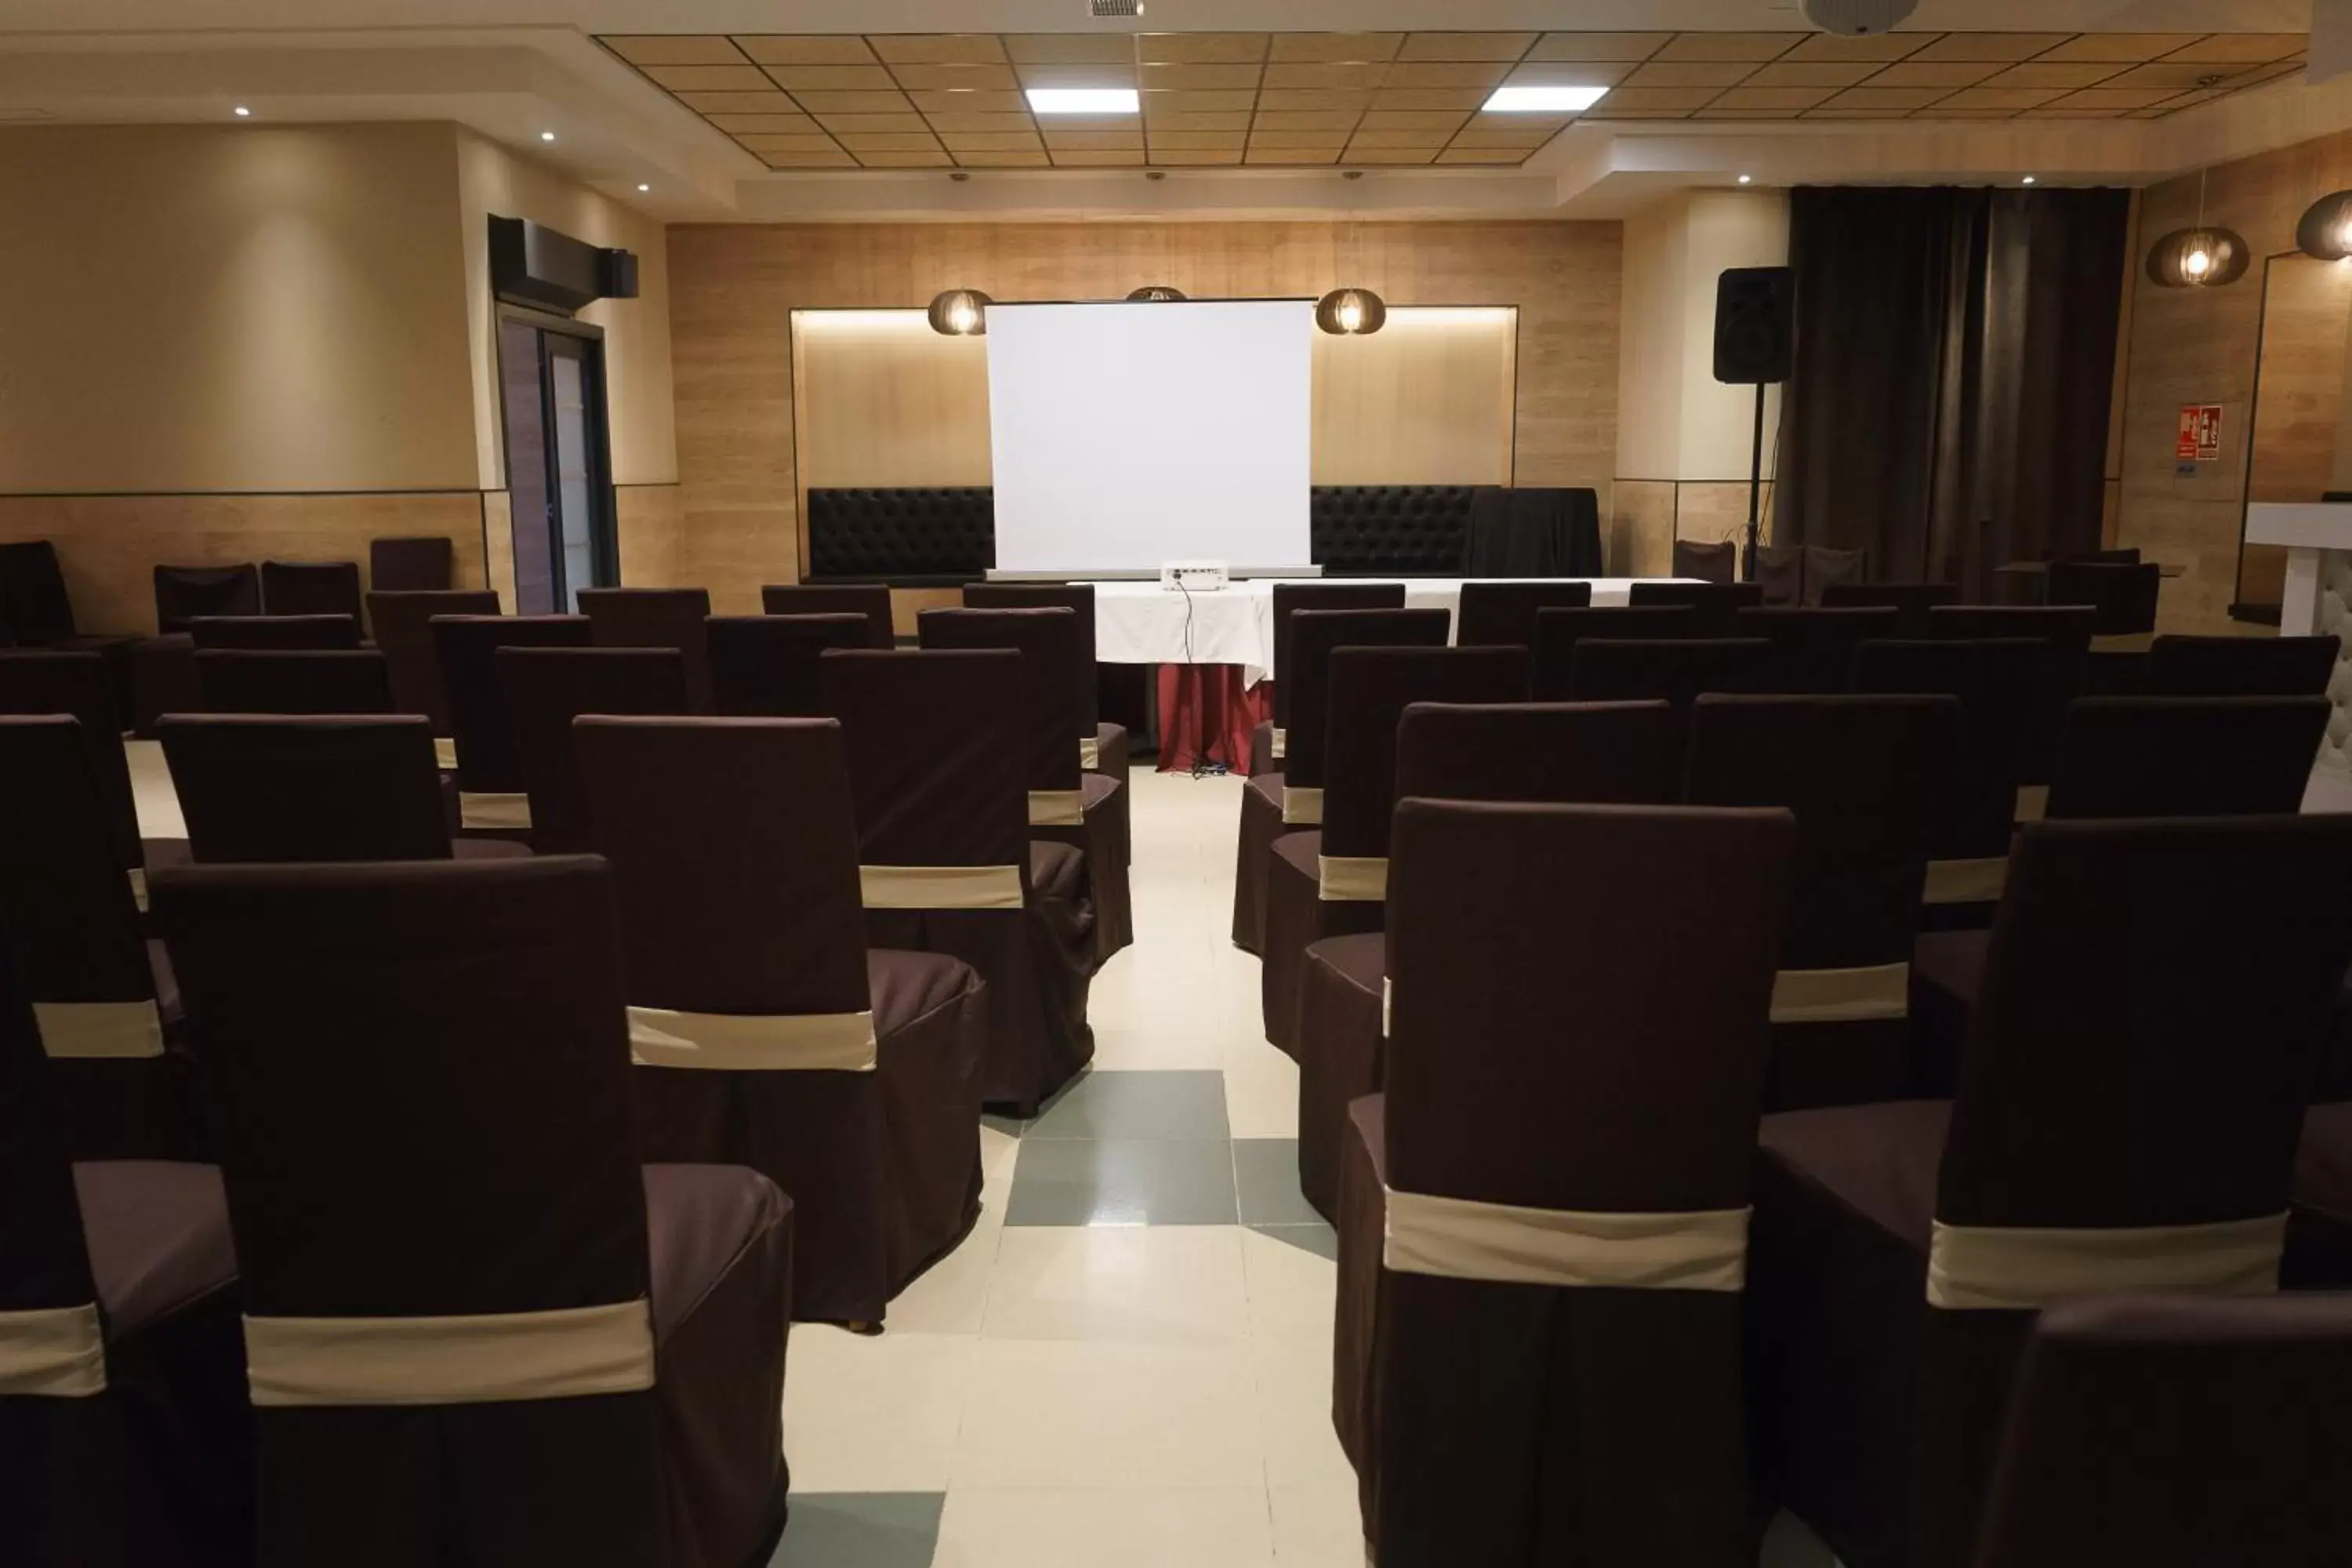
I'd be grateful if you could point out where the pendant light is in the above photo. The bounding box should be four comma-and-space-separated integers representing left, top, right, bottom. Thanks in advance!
1316, 219, 1387, 336
2297, 189, 2352, 261
927, 288, 992, 336
2147, 171, 2249, 289
1127, 285, 1186, 301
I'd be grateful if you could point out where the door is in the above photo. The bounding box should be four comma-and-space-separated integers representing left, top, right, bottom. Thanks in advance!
497, 312, 618, 614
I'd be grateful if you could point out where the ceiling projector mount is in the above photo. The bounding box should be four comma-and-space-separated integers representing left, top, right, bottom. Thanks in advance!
1802, 0, 1920, 34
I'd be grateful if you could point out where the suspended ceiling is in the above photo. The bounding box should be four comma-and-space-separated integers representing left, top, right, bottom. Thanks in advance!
601, 29, 2311, 172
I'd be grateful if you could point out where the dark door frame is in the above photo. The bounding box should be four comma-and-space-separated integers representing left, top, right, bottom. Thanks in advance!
492, 300, 619, 611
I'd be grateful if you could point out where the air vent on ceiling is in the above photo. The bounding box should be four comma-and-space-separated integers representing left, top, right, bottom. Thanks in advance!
1090, 0, 1143, 17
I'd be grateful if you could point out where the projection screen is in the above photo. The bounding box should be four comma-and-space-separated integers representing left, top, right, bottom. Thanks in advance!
985, 299, 1315, 574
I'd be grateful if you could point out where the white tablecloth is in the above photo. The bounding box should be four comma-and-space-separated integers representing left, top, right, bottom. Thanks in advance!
1090, 578, 1668, 686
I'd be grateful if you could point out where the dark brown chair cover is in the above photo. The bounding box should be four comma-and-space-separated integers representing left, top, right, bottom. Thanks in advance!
707, 614, 869, 717
367, 537, 453, 594
1927, 605, 2094, 783
1232, 584, 1406, 953
2045, 560, 2160, 640
578, 588, 716, 710
194, 650, 392, 716
577, 717, 988, 1326
258, 561, 361, 622
2145, 633, 2341, 696
0, 717, 192, 1160
1567, 637, 1771, 713
0, 650, 182, 884
1262, 646, 1525, 1058
1453, 580, 1592, 648
152, 565, 258, 633
157, 716, 506, 866
1735, 605, 1902, 692
2288, 1102, 2352, 1287
187, 614, 360, 652
2045, 696, 2325, 820
920, 606, 1131, 965
961, 582, 1133, 782
1335, 800, 1795, 1565
760, 583, 894, 648
1972, 1294, 2352, 1568
822, 649, 1096, 1114
1822, 581, 1958, 637
1671, 538, 1737, 585
495, 648, 688, 855
1685, 695, 1958, 1109
1628, 579, 1763, 635
1295, 700, 1686, 1220
1747, 815, 2352, 1568
366, 590, 499, 734
430, 613, 591, 826
1758, 544, 1804, 608
148, 856, 793, 1568
1803, 545, 1867, 606
0, 937, 250, 1568
1909, 695, 2331, 1089
1529, 604, 1694, 699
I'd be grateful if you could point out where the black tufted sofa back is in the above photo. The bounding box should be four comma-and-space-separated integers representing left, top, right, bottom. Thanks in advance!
804, 485, 1486, 583
808, 488, 996, 583
1310, 486, 1477, 575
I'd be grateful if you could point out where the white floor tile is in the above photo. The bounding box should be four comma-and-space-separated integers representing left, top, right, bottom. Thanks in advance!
933, 1486, 1277, 1568
1268, 1483, 1369, 1568
982, 1225, 1250, 1345
782, 1327, 978, 1494
953, 1339, 1267, 1489
1222, 1039, 1302, 1140
1240, 1227, 1338, 1337
1249, 1329, 1356, 1489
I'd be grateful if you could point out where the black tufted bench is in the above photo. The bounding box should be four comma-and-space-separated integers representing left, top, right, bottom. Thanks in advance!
807, 488, 996, 585
1309, 486, 1479, 575
803, 485, 1503, 585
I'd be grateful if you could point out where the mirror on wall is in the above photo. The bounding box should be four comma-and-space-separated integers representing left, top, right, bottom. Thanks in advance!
2244, 253, 2352, 620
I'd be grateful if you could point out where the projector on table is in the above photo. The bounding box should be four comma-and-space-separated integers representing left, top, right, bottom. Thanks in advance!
1160, 561, 1229, 592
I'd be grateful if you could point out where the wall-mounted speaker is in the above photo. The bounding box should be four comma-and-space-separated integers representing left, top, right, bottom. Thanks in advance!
1713, 267, 1795, 386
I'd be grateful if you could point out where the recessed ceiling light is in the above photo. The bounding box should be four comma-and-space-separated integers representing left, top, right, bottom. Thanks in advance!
637, 182, 651, 193
2023, 174, 2037, 184
539, 130, 557, 142
1737, 173, 1752, 185
233, 106, 251, 118
1483, 85, 1610, 114
1026, 87, 1140, 115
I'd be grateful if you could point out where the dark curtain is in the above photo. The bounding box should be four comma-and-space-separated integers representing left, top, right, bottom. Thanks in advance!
1776, 186, 2130, 596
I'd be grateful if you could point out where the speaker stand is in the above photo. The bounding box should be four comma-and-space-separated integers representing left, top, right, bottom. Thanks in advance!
1741, 382, 1766, 582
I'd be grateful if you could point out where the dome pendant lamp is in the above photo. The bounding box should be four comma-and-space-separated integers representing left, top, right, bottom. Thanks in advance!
927, 288, 992, 336
1317, 220, 1388, 336
2147, 171, 2249, 289
1127, 285, 1186, 301
2296, 188, 2352, 262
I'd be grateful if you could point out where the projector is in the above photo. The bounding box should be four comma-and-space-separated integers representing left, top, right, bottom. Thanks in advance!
1160, 561, 1229, 593
1802, 0, 1918, 35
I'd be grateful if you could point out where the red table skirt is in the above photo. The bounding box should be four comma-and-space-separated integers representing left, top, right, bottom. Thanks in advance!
1155, 664, 1272, 775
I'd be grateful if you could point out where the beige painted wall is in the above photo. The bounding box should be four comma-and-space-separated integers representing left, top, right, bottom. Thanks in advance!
454, 130, 677, 490
0, 122, 479, 494
670, 220, 1620, 612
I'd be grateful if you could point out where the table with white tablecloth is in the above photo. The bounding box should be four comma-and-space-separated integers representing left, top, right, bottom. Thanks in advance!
1091, 578, 1661, 686
1074, 577, 1679, 772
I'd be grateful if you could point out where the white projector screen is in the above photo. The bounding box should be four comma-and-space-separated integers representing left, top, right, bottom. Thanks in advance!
985, 299, 1314, 573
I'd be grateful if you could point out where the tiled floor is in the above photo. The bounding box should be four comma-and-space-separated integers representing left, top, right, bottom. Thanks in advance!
124, 746, 1839, 1566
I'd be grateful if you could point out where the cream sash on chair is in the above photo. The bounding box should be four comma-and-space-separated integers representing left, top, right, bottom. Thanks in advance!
1923, 856, 2009, 906
33, 1000, 165, 1060
858, 863, 1025, 911
245, 1298, 657, 1407
2013, 784, 2049, 823
2090, 631, 2155, 655
1769, 963, 1909, 1025
1282, 786, 1323, 826
127, 867, 148, 913
1385, 1187, 1751, 1292
1079, 735, 1100, 771
1926, 1213, 2288, 1310
1027, 790, 1087, 827
457, 791, 531, 831
0, 1304, 107, 1397
1270, 727, 1287, 762
628, 1007, 877, 1073
1317, 855, 1387, 902
434, 736, 459, 771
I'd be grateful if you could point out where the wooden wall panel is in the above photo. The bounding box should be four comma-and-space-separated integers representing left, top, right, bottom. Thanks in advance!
0, 492, 486, 634
670, 220, 1619, 612
1311, 308, 1516, 485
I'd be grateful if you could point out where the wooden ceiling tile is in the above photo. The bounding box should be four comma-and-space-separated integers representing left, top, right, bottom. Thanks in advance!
1398, 32, 1538, 61
1138, 33, 1269, 64
1934, 85, 2069, 110
733, 36, 879, 66
733, 132, 840, 154
1348, 126, 1454, 147
809, 112, 932, 134
1262, 62, 1394, 91
1015, 60, 1141, 88
2163, 34, 2306, 64
602, 36, 746, 67
1976, 60, 2129, 89
642, 64, 774, 92
1138, 63, 1264, 91
1345, 146, 1440, 164
954, 150, 1052, 166
1777, 31, 1934, 62
921, 110, 1040, 133
1271, 33, 1404, 64
887, 64, 1021, 91
906, 89, 1032, 114
936, 131, 1045, 151
1436, 146, 1528, 162
1146, 131, 1248, 149
1385, 61, 1515, 89
1149, 148, 1246, 164
2034, 33, 2202, 63
866, 34, 1007, 64
1005, 34, 1136, 64
2100, 60, 2263, 92
1256, 88, 1374, 112
1051, 149, 1148, 165
1624, 60, 1762, 88
1040, 129, 1145, 150
1145, 89, 1261, 114
1653, 33, 1805, 62
1592, 85, 1722, 111
1864, 60, 2005, 88
1358, 110, 1475, 130
1743, 60, 1883, 88
1367, 87, 1490, 111
1254, 110, 1368, 132
1904, 34, 2074, 62
1247, 146, 1344, 163
675, 89, 798, 114
1504, 60, 1637, 86
1707, 85, 1842, 111
2043, 85, 2183, 110
789, 91, 919, 115
833, 131, 948, 152
706, 113, 818, 132
1821, 85, 1956, 110
1144, 110, 1254, 132
1250, 129, 1355, 148
1526, 32, 1671, 62
760, 147, 857, 167
856, 149, 956, 167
